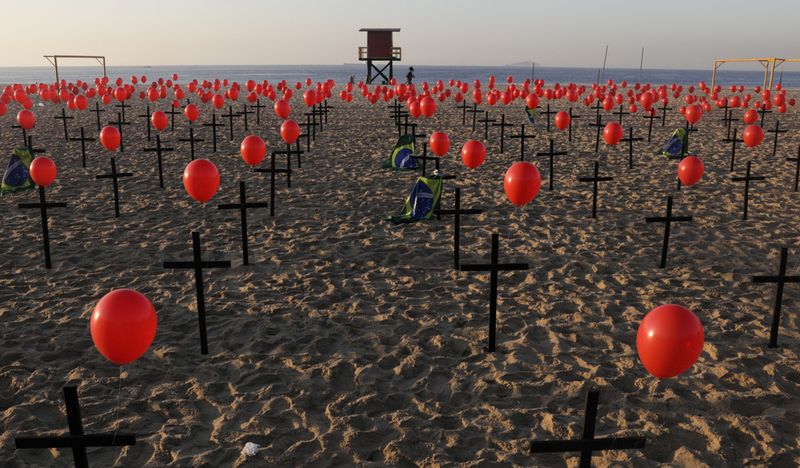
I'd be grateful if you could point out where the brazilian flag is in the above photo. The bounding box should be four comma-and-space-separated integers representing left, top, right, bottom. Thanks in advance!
1, 148, 35, 193
383, 134, 418, 170
387, 175, 443, 223
660, 128, 687, 158
525, 107, 537, 125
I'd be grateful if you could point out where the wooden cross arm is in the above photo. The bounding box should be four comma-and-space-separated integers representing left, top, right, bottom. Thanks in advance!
732, 176, 767, 182
530, 436, 646, 453
218, 202, 270, 210
538, 151, 569, 157
15, 433, 136, 449
577, 177, 614, 182
273, 150, 305, 155
178, 137, 205, 142
253, 168, 290, 175
753, 275, 800, 283
645, 216, 692, 223
69, 137, 96, 142
95, 173, 133, 179
435, 208, 483, 216
201, 122, 226, 127
163, 261, 231, 269
460, 263, 529, 272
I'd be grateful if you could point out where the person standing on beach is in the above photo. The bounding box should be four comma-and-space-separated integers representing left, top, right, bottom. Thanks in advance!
406, 67, 414, 85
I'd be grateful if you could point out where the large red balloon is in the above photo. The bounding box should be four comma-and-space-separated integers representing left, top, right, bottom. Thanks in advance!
503, 161, 541, 207
420, 96, 436, 117
212, 94, 224, 109
684, 104, 702, 125
636, 304, 704, 379
742, 125, 764, 147
554, 111, 570, 131
429, 132, 450, 156
184, 104, 199, 122
182, 159, 220, 203
603, 122, 623, 145
274, 99, 290, 119
91, 289, 157, 365
150, 111, 168, 131
16, 109, 36, 130
303, 89, 316, 107
280, 119, 301, 145
525, 93, 539, 109
461, 140, 486, 169
74, 94, 88, 111
29, 156, 57, 187
742, 109, 758, 125
678, 156, 704, 186
99, 126, 121, 151
240, 135, 266, 167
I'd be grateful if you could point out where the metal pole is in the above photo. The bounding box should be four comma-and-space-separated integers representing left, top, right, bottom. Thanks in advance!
600, 45, 608, 83
639, 47, 644, 83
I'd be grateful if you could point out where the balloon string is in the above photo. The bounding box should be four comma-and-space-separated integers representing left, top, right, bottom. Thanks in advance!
111, 364, 123, 444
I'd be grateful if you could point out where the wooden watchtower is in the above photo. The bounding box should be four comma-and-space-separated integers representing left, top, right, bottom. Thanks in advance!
358, 28, 401, 84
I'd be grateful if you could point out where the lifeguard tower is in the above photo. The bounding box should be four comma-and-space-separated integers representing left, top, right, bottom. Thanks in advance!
358, 28, 401, 84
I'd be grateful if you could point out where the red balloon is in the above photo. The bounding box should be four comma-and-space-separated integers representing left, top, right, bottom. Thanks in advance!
212, 94, 224, 109
554, 111, 570, 131
280, 119, 301, 145
408, 100, 421, 118
29, 156, 57, 187
603, 122, 623, 145
503, 161, 541, 207
742, 109, 758, 125
525, 93, 539, 109
678, 156, 704, 186
742, 125, 764, 147
274, 99, 291, 119
150, 111, 168, 131
461, 140, 486, 169
636, 304, 704, 379
240, 135, 266, 167
303, 89, 316, 107
114, 87, 127, 102
183, 159, 220, 203
684, 104, 702, 124
16, 109, 36, 130
429, 132, 450, 156
74, 94, 88, 111
90, 289, 157, 365
99, 126, 121, 151
184, 104, 199, 122
420, 96, 436, 117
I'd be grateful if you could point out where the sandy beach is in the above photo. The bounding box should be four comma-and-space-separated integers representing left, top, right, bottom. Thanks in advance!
1, 86, 800, 467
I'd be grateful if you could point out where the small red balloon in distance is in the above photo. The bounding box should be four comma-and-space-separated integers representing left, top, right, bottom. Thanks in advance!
525, 93, 539, 109
742, 125, 764, 147
636, 304, 704, 379
16, 109, 36, 130
461, 140, 486, 169
184, 104, 199, 122
212, 94, 224, 109
303, 90, 316, 107
90, 289, 157, 365
29, 156, 57, 187
504, 161, 541, 207
183, 159, 220, 203
742, 109, 758, 125
603, 122, 623, 145
554, 111, 570, 131
678, 156, 704, 186
99, 126, 121, 151
280, 119, 301, 145
429, 132, 450, 156
150, 111, 168, 131
274, 99, 290, 119
74, 94, 88, 110
408, 100, 421, 118
240, 135, 266, 167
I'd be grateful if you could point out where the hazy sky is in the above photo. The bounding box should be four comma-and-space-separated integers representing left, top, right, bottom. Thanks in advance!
2, 0, 798, 70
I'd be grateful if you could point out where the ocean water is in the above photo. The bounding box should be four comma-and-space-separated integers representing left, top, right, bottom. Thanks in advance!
1, 64, 799, 88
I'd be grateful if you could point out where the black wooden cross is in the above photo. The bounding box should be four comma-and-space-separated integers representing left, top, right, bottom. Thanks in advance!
757, 105, 771, 128
387, 99, 403, 123
179, 126, 204, 161
411, 142, 442, 177
299, 114, 315, 152
467, 103, 482, 132
254, 152, 291, 217
539, 103, 557, 132
25, 135, 46, 155
163, 231, 231, 355
107, 112, 130, 153
95, 157, 132, 218
510, 124, 536, 161
588, 113, 605, 153
718, 101, 731, 128
237, 103, 251, 132
311, 103, 326, 133
491, 113, 514, 153
114, 100, 130, 123
659, 101, 673, 126
221, 105, 240, 141
435, 188, 483, 269
456, 101, 470, 125
642, 109, 659, 143
578, 160, 614, 218
303, 107, 319, 141
271, 144, 303, 188
753, 247, 800, 348
54, 107, 74, 142
612, 104, 629, 125
218, 181, 269, 265
201, 113, 224, 152
395, 113, 410, 138
724, 127, 744, 172
682, 121, 698, 156
142, 135, 175, 188
568, 106, 581, 142
13, 124, 31, 149
529, 389, 646, 468
767, 119, 787, 157
537, 138, 568, 190
18, 185, 67, 269
787, 145, 800, 192
69, 127, 95, 168
321, 100, 334, 124
89, 101, 105, 131
163, 106, 180, 131
406, 123, 427, 148
15, 385, 136, 468
478, 111, 496, 141
731, 160, 766, 221
619, 127, 644, 169
249, 98, 265, 125
645, 195, 692, 268
136, 104, 152, 142
460, 233, 528, 352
